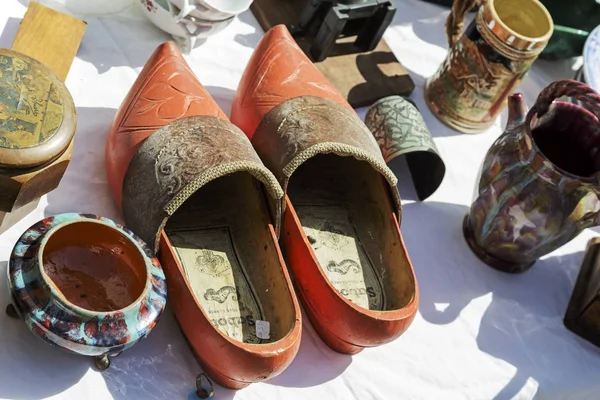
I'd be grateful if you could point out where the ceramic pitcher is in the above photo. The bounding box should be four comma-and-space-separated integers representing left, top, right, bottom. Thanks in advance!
464, 80, 600, 273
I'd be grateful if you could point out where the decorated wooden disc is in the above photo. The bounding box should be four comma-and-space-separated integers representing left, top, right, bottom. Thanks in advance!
0, 48, 75, 168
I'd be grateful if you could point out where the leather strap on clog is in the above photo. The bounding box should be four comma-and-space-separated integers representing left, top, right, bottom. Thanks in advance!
252, 96, 401, 220
122, 116, 284, 252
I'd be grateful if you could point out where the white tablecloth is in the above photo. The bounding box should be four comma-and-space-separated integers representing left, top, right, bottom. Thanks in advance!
0, 1, 597, 399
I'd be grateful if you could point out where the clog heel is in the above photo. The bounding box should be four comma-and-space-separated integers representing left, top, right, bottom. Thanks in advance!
231, 26, 419, 354
105, 42, 301, 388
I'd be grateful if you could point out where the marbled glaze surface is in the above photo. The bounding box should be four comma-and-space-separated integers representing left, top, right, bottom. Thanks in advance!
8, 213, 167, 357
467, 104, 600, 268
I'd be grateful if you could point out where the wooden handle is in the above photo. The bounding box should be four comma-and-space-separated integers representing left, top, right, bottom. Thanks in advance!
10, 2, 86, 82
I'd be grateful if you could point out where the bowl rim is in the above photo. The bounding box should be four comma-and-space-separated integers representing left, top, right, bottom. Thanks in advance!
192, 0, 253, 15
37, 218, 153, 317
486, 0, 554, 43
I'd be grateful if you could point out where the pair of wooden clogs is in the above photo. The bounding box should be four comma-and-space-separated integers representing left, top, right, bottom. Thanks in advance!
105, 25, 419, 389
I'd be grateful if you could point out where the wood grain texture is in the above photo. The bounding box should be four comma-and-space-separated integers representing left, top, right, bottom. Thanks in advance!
11, 1, 86, 82
0, 138, 73, 212
250, 0, 414, 108
564, 237, 600, 348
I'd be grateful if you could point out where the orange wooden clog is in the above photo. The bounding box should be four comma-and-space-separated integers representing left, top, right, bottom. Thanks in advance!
231, 25, 419, 354
106, 42, 226, 209
105, 42, 301, 388
231, 25, 351, 140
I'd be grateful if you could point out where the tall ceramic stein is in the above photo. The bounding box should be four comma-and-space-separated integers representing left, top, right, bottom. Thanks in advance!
464, 80, 600, 273
425, 0, 553, 133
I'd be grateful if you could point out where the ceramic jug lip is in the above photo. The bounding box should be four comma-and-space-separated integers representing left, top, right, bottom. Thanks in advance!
525, 100, 600, 184
202, 0, 253, 14
36, 218, 152, 317
187, 13, 236, 23
485, 0, 553, 47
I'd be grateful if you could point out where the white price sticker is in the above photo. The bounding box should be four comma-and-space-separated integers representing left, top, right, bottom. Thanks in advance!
255, 320, 270, 340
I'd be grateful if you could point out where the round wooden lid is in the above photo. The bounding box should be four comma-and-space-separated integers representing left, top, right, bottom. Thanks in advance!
0, 48, 75, 168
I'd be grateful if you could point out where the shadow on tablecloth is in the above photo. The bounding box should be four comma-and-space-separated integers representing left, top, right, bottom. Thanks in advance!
44, 107, 121, 219
392, 0, 452, 51
234, 10, 264, 50
268, 306, 353, 388
402, 200, 600, 399
0, 260, 91, 400
0, 17, 20, 48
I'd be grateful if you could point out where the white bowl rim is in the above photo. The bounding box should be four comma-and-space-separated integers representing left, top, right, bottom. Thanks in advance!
193, 0, 253, 14
583, 24, 600, 92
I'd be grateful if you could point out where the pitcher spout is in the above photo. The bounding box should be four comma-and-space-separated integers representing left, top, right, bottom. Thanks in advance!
506, 93, 528, 130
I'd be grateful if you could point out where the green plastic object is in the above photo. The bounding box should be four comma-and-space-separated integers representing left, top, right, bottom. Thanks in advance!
539, 0, 600, 59
542, 25, 589, 60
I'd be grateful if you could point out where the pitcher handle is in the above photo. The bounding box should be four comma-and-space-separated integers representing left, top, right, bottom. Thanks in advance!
529, 79, 600, 121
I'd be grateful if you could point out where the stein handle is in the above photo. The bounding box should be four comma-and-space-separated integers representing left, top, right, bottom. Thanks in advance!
529, 79, 600, 121
446, 0, 486, 47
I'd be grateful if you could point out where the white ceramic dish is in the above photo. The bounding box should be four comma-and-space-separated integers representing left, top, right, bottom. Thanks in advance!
137, 0, 235, 53
583, 25, 600, 92
570, 28, 600, 111
170, 0, 252, 21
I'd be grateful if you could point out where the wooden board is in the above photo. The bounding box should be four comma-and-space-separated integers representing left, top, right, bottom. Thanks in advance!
250, 0, 415, 108
11, 1, 86, 82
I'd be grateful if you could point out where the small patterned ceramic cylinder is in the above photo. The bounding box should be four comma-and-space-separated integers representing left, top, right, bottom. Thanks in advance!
364, 96, 445, 200
425, 0, 553, 133
7, 213, 167, 369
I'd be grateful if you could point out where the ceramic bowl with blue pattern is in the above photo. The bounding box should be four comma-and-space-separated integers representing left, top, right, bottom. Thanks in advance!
7, 213, 167, 370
